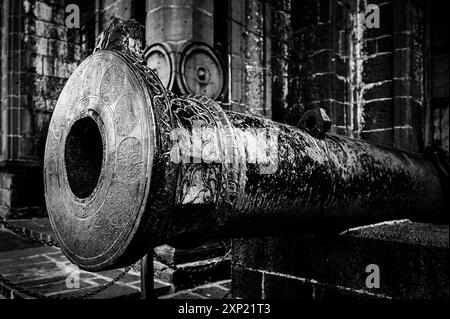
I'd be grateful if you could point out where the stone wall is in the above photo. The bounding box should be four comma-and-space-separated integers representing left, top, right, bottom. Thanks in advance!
0, 0, 142, 217
231, 0, 448, 299
0, 0, 143, 217
232, 222, 448, 299
224, 0, 271, 116
0, 0, 81, 217
353, 0, 425, 151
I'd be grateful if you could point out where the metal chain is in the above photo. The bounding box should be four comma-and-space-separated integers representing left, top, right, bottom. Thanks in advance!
153, 247, 233, 299
64, 263, 134, 300
1, 215, 231, 297
0, 216, 60, 247
153, 247, 232, 274
0, 216, 136, 299
0, 264, 134, 299
0, 273, 50, 299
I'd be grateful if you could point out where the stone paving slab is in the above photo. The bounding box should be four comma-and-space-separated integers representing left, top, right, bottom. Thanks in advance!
0, 246, 147, 299
161, 280, 231, 299
0, 217, 231, 299
0, 245, 231, 299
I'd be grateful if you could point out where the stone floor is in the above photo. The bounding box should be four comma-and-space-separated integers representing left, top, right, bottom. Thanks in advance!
0, 218, 230, 299
161, 280, 231, 299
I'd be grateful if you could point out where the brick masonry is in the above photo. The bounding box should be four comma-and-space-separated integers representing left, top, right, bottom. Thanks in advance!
2, 0, 81, 162
0, 0, 143, 215
232, 221, 449, 299
224, 0, 272, 116
348, 0, 428, 151
0, 0, 83, 216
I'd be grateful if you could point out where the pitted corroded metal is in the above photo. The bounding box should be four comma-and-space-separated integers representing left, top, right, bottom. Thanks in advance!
45, 19, 445, 271
221, 113, 443, 227
169, 95, 246, 230
177, 43, 226, 100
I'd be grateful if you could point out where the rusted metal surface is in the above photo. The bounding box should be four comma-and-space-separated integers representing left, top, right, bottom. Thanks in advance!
44, 19, 445, 271
145, 42, 175, 90
177, 42, 225, 99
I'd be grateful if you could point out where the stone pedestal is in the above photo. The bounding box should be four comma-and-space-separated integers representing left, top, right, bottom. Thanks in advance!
232, 221, 449, 299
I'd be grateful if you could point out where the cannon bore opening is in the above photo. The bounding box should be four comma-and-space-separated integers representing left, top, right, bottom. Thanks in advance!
64, 117, 103, 199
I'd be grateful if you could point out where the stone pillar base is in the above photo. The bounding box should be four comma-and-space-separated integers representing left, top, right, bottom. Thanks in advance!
0, 163, 46, 219
232, 221, 449, 299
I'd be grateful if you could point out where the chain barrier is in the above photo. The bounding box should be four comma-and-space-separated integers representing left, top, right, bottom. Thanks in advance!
0, 216, 60, 248
0, 216, 134, 299
0, 215, 232, 299
152, 248, 232, 274
0, 264, 134, 299
152, 245, 232, 300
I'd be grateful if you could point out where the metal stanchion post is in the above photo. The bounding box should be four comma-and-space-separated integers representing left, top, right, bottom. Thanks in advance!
140, 253, 156, 300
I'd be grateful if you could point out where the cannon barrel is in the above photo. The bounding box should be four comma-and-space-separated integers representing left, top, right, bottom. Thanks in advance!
44, 46, 445, 271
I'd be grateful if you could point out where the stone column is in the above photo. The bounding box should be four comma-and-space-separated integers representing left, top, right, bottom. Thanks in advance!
146, 0, 214, 45
145, 0, 224, 99
145, 0, 230, 272
350, 0, 426, 152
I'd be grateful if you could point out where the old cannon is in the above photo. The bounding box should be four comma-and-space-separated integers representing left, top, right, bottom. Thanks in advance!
44, 20, 446, 271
